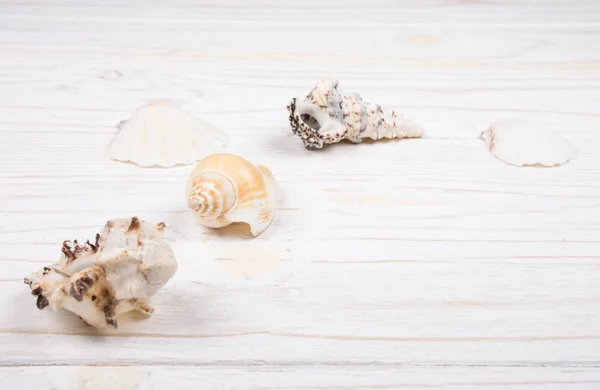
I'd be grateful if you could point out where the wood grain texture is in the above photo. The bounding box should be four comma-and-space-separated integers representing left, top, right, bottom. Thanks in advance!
2, 366, 600, 390
1, 0, 600, 388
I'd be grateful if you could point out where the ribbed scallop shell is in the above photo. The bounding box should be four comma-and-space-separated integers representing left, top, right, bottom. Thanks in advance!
185, 153, 279, 237
287, 78, 424, 150
480, 118, 577, 167
106, 101, 227, 168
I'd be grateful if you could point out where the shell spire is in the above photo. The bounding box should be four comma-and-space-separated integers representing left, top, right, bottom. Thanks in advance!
185, 153, 279, 237
287, 78, 424, 150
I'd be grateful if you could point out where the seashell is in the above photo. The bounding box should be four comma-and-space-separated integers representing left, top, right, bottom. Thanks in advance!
480, 118, 577, 167
24, 217, 178, 329
185, 153, 279, 237
106, 101, 227, 168
286, 78, 424, 150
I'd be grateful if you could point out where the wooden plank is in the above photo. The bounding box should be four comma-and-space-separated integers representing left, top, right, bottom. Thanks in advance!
0, 0, 599, 26
1, 22, 599, 141
3, 252, 600, 364
1, 366, 600, 390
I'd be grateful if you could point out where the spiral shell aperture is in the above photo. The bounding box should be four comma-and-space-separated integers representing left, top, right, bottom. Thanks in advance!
185, 153, 280, 236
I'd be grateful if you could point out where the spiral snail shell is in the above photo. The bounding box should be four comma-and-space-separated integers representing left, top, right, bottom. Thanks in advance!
185, 153, 279, 237
287, 78, 425, 150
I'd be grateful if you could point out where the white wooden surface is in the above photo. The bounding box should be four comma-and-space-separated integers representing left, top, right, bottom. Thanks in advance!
1, 0, 600, 389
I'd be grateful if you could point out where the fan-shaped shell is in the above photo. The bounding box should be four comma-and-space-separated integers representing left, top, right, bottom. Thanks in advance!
185, 153, 279, 236
480, 118, 576, 167
106, 102, 227, 168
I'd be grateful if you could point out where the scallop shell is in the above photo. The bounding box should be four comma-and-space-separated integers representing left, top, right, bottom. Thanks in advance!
480, 118, 577, 167
106, 102, 227, 168
23, 217, 178, 329
287, 78, 424, 150
185, 153, 279, 237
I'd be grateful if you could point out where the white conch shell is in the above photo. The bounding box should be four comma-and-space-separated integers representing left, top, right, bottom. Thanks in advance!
480, 118, 577, 167
106, 101, 227, 168
185, 153, 279, 237
24, 217, 178, 329
287, 78, 424, 150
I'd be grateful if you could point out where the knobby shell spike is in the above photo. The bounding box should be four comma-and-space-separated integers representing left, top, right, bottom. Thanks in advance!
286, 78, 424, 150
480, 118, 577, 167
23, 217, 178, 329
185, 153, 280, 237
106, 101, 227, 168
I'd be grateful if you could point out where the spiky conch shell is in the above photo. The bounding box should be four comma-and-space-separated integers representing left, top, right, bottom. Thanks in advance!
106, 101, 227, 168
23, 217, 178, 329
480, 118, 577, 167
185, 153, 279, 237
286, 78, 424, 150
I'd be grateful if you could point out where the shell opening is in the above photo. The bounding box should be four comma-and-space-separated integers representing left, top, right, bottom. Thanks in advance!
295, 101, 328, 133
300, 113, 322, 131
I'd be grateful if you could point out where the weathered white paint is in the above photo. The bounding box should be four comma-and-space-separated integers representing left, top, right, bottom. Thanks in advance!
2, 366, 600, 390
1, 0, 600, 388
